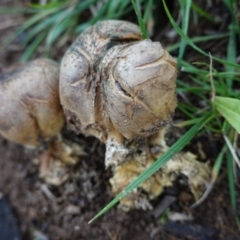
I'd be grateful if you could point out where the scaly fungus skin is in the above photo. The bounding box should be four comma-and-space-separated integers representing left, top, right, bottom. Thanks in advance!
0, 58, 64, 146
100, 39, 177, 139
0, 59, 83, 186
59, 20, 142, 140
60, 20, 177, 166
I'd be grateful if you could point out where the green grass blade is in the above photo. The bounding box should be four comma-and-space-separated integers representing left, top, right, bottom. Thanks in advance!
107, 0, 122, 15
226, 23, 237, 88
76, 1, 109, 33
131, 0, 148, 38
0, 7, 38, 14
143, 0, 153, 23
222, 0, 233, 12
159, 208, 170, 223
175, 118, 206, 127
3, 0, 98, 50
88, 112, 213, 223
20, 12, 62, 45
166, 33, 229, 52
46, 18, 74, 53
180, 60, 209, 75
178, 0, 192, 61
226, 151, 240, 228
162, 0, 240, 68
20, 32, 47, 62
223, 0, 240, 38
177, 104, 195, 119
117, 0, 131, 15
0, 7, 62, 51
19, 8, 61, 31
45, 3, 78, 52
20, 0, 97, 46
212, 145, 226, 180
191, 2, 214, 22
30, 1, 68, 9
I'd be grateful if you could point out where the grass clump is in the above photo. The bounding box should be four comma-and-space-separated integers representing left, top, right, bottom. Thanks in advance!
0, 0, 152, 61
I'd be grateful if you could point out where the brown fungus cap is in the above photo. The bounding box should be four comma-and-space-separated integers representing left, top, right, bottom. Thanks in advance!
0, 59, 64, 146
101, 40, 177, 139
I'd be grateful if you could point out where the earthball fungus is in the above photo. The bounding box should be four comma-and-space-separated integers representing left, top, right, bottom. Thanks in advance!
60, 20, 177, 167
0, 58, 64, 146
0, 20, 210, 210
0, 58, 83, 185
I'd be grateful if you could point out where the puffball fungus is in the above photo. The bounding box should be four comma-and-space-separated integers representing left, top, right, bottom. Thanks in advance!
0, 58, 64, 146
60, 20, 142, 139
60, 20, 177, 167
101, 39, 177, 139
0, 59, 83, 186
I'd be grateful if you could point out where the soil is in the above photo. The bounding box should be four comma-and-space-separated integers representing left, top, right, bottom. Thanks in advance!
0, 1, 239, 240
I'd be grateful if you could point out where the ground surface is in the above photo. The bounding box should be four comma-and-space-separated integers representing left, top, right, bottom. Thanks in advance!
0, 1, 239, 240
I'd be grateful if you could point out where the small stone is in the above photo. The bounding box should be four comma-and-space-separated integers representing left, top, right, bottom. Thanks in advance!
64, 205, 81, 215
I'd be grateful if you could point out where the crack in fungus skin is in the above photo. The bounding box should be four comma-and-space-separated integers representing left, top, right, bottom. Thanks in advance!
114, 80, 133, 98
101, 39, 177, 141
